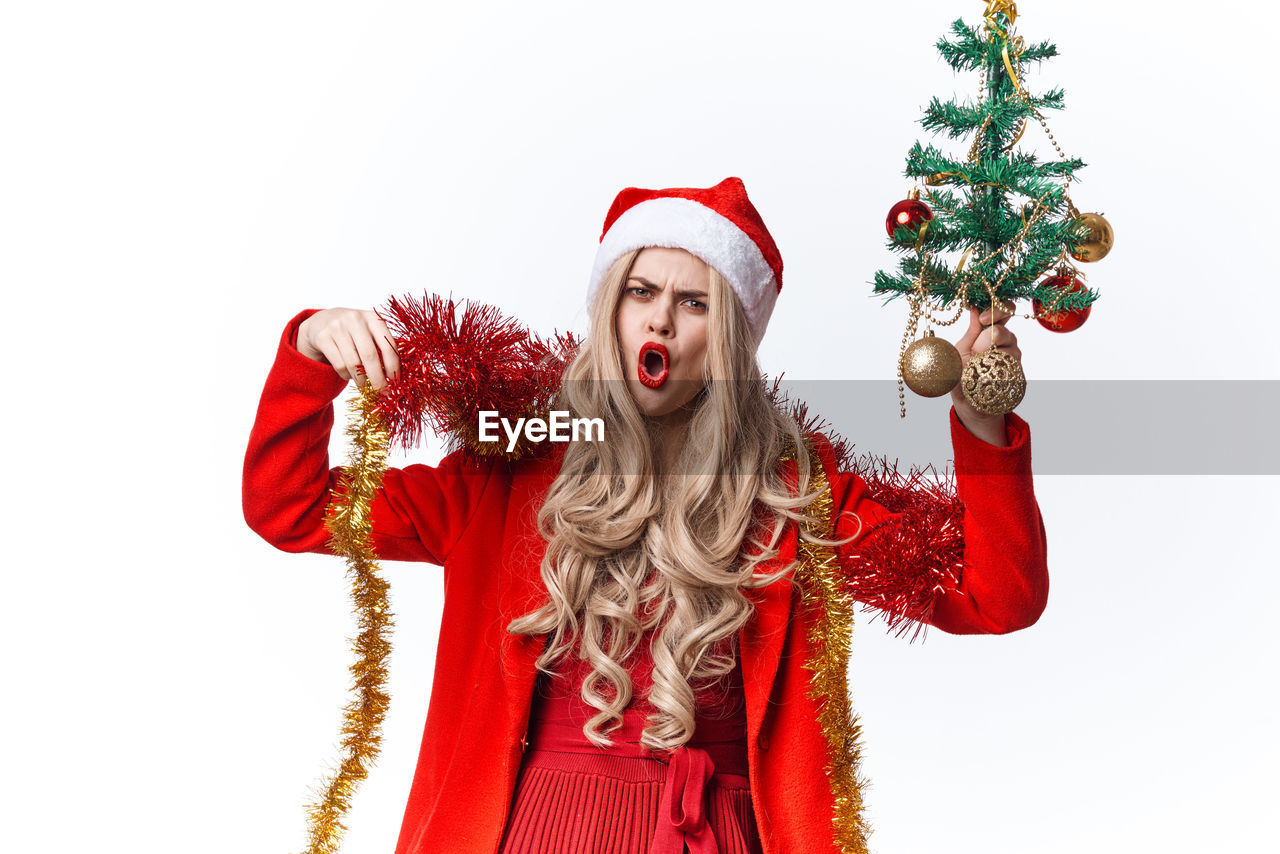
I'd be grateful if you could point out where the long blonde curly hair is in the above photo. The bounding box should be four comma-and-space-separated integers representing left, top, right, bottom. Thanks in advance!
507, 249, 818, 750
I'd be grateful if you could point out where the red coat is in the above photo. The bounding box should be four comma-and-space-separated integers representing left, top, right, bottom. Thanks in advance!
244, 311, 1049, 854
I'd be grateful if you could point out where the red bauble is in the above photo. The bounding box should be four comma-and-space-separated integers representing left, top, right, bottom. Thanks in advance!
1034, 275, 1092, 333
885, 199, 933, 237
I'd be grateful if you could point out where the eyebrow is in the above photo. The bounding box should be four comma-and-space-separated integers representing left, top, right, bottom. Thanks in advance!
626, 276, 708, 299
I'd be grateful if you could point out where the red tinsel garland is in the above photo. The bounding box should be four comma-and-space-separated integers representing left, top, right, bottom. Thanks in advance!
374, 293, 964, 636
838, 456, 964, 640
375, 293, 578, 456
785, 399, 964, 640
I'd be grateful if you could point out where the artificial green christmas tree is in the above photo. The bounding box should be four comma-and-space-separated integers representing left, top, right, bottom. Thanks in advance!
874, 0, 1111, 416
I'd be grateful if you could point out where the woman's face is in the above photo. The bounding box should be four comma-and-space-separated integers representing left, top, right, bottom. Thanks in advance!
614, 247, 711, 420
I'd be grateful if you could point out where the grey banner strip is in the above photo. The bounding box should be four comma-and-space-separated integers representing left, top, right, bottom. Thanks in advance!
775, 380, 1280, 476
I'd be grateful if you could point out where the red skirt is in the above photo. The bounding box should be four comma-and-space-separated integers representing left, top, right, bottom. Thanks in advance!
499, 657, 762, 854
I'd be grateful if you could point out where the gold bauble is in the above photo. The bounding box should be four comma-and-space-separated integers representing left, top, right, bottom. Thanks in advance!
1070, 212, 1114, 262
960, 349, 1026, 416
901, 330, 963, 397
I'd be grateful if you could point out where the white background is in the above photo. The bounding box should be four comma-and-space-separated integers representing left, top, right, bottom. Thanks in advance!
3, 1, 1277, 852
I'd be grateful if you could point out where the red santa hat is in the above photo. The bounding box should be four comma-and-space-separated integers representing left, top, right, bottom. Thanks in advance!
587, 177, 783, 346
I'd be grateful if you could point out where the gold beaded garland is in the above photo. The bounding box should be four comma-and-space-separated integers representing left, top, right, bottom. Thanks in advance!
901, 331, 963, 397
960, 349, 1026, 416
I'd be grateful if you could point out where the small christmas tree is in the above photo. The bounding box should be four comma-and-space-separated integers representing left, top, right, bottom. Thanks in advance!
874, 1, 1111, 416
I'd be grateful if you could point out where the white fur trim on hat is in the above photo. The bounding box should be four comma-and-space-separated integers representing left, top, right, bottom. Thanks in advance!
586, 197, 778, 346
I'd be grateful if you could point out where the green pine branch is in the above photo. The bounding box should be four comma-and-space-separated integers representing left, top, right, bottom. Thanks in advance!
873, 269, 916, 297
921, 96, 1029, 138
997, 151, 1085, 193
922, 90, 1064, 150
1033, 88, 1066, 111
936, 19, 983, 71
1060, 214, 1091, 258
888, 218, 971, 253
903, 142, 969, 180
921, 187, 962, 212
921, 98, 984, 136
1019, 38, 1059, 63
1027, 281, 1098, 311
905, 254, 963, 295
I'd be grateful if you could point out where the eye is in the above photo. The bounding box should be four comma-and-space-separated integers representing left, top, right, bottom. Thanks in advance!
626, 286, 651, 299
682, 298, 708, 312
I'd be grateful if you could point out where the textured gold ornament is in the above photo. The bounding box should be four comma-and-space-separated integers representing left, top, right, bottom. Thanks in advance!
960, 349, 1026, 416
900, 331, 962, 398
1070, 212, 1114, 262
785, 439, 871, 854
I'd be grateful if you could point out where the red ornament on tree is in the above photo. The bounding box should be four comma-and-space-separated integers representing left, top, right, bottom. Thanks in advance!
1034, 275, 1092, 333
885, 198, 933, 237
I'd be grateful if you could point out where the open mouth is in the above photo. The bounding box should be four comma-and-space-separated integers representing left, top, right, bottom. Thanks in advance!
638, 341, 670, 389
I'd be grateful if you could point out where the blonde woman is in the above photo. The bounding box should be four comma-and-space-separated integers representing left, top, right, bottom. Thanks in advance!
244, 178, 1047, 854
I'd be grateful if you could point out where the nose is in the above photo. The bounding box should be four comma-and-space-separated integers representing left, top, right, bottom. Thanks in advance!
646, 299, 674, 338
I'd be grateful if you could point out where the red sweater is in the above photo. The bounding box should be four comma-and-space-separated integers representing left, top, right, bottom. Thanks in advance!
243, 311, 1049, 854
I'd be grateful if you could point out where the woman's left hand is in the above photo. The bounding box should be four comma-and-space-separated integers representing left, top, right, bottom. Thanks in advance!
949, 301, 1021, 446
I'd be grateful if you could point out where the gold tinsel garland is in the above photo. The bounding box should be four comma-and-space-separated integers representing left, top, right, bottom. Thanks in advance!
787, 440, 871, 854
307, 385, 396, 854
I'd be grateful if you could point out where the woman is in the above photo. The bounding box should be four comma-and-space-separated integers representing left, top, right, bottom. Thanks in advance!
243, 178, 1048, 854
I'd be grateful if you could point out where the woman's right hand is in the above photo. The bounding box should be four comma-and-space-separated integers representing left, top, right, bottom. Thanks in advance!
297, 308, 400, 390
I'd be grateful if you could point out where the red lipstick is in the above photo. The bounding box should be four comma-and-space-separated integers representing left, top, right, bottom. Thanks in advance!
638, 341, 669, 389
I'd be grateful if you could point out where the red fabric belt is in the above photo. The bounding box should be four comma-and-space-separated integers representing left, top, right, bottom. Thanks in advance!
525, 717, 748, 854
654, 744, 716, 854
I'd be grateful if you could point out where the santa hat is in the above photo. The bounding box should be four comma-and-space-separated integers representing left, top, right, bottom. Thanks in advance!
586, 177, 783, 346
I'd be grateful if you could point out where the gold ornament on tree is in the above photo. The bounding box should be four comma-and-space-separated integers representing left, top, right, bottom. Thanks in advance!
1069, 212, 1114, 262
960, 349, 1026, 416
901, 330, 962, 397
